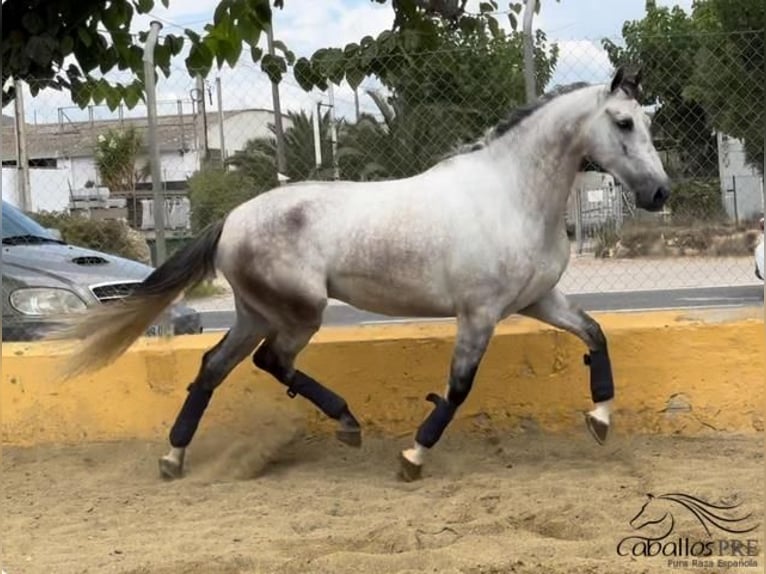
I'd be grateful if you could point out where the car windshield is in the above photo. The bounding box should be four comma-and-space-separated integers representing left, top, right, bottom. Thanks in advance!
2, 201, 59, 244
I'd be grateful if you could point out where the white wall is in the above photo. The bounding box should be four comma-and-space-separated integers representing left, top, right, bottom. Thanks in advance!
2, 167, 71, 212
2, 148, 202, 215
67, 150, 200, 190
154, 150, 200, 182
717, 133, 764, 221
206, 110, 294, 158
63, 157, 100, 192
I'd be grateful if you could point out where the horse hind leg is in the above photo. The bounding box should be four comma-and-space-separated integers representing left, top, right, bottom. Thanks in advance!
159, 307, 269, 479
252, 323, 362, 448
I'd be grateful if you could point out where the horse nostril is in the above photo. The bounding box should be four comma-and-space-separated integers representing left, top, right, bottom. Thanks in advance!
653, 186, 670, 206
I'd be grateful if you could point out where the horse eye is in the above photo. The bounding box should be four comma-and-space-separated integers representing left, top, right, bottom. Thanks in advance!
616, 118, 634, 131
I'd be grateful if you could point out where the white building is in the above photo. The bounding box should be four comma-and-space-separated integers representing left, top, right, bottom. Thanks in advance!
716, 133, 764, 222
1, 107, 292, 226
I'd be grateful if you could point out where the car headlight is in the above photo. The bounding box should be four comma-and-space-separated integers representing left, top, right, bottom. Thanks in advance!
10, 288, 88, 316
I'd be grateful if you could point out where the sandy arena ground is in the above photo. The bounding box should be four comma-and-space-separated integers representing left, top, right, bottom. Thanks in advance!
3, 408, 764, 574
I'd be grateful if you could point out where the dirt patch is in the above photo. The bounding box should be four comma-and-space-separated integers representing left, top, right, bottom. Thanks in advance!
2, 426, 763, 574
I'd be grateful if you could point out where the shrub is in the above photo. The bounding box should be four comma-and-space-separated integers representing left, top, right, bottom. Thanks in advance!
28, 211, 152, 263
614, 222, 757, 258
592, 220, 621, 258
666, 178, 727, 222
187, 168, 260, 232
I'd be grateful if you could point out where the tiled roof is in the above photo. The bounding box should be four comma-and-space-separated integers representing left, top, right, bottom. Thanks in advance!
0, 108, 283, 161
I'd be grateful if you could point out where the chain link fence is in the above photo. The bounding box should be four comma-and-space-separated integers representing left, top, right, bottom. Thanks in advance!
1, 28, 764, 340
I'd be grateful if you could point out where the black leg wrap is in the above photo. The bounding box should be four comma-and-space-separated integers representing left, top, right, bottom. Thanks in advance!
415, 393, 458, 448
584, 348, 614, 403
285, 370, 349, 420
169, 383, 213, 448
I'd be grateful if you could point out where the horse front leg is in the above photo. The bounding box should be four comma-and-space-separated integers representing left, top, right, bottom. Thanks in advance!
399, 309, 497, 481
519, 287, 614, 444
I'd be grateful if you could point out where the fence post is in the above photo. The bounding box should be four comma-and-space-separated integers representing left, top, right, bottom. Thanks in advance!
266, 23, 288, 183
313, 101, 323, 171
216, 76, 226, 168
13, 79, 31, 211
143, 20, 167, 267
575, 187, 583, 254
327, 83, 340, 180
522, 0, 537, 104
195, 75, 210, 165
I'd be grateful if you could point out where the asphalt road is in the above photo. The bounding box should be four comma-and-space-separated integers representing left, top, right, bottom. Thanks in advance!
199, 284, 764, 332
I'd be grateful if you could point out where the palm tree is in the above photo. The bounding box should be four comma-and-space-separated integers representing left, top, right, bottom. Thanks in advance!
226, 110, 335, 188
337, 90, 479, 182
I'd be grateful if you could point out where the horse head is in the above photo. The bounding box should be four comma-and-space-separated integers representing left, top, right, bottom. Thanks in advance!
581, 65, 671, 212
629, 493, 672, 532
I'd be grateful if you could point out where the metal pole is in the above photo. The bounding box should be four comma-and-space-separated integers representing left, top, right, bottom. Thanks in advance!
575, 187, 583, 255
327, 83, 340, 180
354, 88, 360, 122
13, 79, 31, 210
522, 0, 537, 103
196, 75, 210, 165
143, 20, 166, 266
266, 23, 288, 181
216, 76, 226, 168
313, 102, 323, 170
177, 99, 186, 152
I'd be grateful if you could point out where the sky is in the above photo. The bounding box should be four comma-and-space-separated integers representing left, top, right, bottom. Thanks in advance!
4, 0, 696, 125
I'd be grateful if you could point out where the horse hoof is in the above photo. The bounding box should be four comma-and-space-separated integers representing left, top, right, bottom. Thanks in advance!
159, 456, 183, 480
398, 452, 423, 482
336, 427, 362, 448
584, 412, 609, 445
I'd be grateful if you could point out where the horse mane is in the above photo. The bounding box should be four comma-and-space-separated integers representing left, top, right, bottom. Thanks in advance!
490, 81, 593, 139
657, 493, 759, 536
440, 81, 593, 160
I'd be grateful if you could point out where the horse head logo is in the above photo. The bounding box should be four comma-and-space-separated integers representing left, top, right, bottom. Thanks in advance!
629, 492, 759, 538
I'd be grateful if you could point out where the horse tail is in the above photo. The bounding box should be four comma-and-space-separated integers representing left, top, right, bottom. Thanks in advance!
47, 218, 226, 381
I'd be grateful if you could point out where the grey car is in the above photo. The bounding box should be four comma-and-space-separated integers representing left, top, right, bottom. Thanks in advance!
2, 200, 202, 341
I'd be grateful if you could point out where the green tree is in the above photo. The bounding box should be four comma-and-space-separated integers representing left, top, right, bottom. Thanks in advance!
685, 0, 764, 173
1, 0, 280, 108
601, 1, 718, 179
186, 168, 256, 232
94, 127, 144, 193
337, 92, 473, 180
333, 3, 559, 180
602, 0, 764, 176
226, 109, 335, 185
2, 1, 555, 112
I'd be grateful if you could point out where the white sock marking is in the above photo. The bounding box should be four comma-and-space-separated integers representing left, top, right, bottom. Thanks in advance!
165, 447, 185, 466
402, 443, 426, 466
590, 399, 613, 424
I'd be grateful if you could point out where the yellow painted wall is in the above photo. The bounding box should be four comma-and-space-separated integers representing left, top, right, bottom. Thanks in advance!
2, 307, 763, 447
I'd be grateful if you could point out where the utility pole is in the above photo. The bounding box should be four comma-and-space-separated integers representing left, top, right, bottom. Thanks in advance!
327, 83, 340, 180
216, 76, 226, 168
522, 0, 537, 104
13, 79, 31, 210
266, 23, 288, 181
354, 88, 360, 122
313, 101, 323, 171
143, 21, 167, 266
196, 75, 210, 166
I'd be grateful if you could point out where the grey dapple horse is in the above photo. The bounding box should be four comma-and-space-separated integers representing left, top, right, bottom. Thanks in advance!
49, 67, 670, 481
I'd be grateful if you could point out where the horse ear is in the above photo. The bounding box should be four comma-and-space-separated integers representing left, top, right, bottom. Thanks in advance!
617, 66, 643, 99
610, 66, 625, 93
